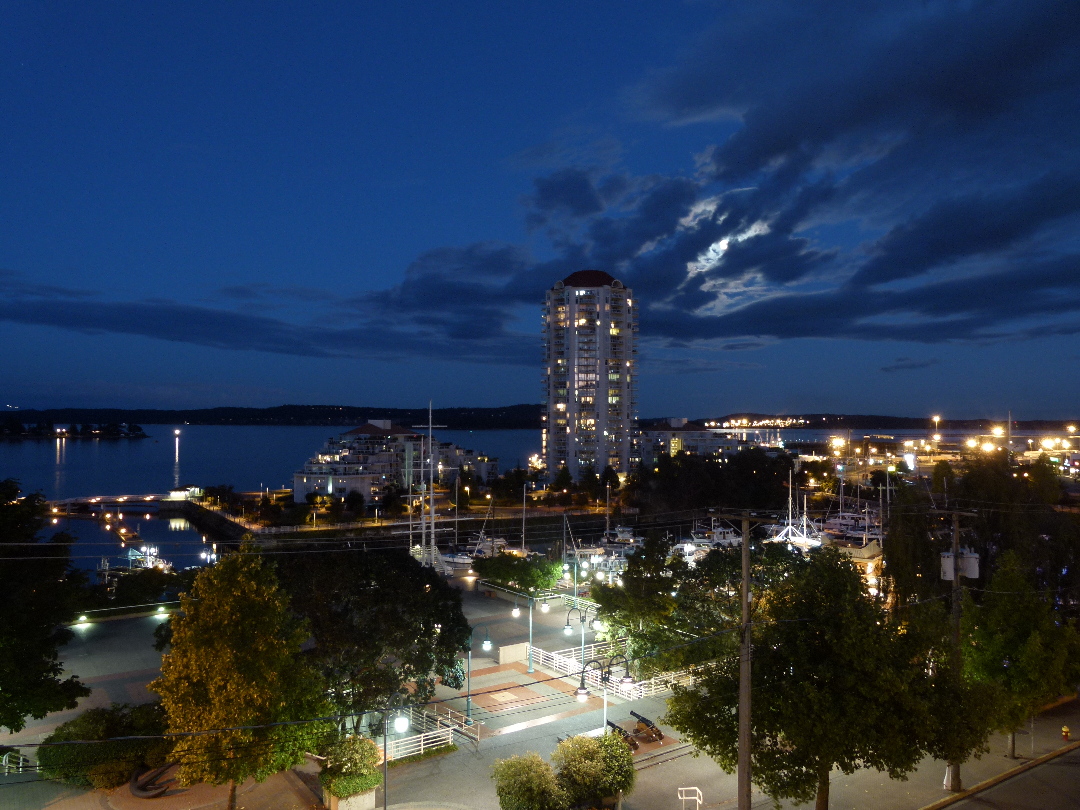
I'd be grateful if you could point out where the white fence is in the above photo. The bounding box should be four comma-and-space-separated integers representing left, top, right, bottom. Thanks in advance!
529, 641, 710, 700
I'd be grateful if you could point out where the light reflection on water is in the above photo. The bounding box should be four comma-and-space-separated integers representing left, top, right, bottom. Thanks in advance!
50, 515, 212, 574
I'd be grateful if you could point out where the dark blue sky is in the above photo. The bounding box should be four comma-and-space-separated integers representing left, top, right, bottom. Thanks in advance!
3, 1, 1079, 419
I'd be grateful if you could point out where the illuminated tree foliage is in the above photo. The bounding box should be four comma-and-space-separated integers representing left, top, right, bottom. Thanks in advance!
0, 479, 90, 733
472, 553, 560, 592
150, 547, 331, 810
666, 548, 940, 810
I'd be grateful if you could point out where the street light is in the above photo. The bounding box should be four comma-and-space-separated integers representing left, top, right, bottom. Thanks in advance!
565, 606, 601, 668
575, 654, 634, 728
464, 627, 490, 724
509, 595, 537, 673
380, 693, 410, 810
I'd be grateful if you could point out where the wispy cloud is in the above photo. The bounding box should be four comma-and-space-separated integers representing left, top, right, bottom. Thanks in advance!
880, 357, 940, 374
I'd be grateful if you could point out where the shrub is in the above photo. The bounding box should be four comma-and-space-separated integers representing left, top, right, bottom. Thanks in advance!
318, 736, 383, 799
38, 703, 170, 788
491, 752, 566, 810
551, 732, 635, 807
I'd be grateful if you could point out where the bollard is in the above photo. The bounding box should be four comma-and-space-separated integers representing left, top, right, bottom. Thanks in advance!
1063, 725, 1071, 742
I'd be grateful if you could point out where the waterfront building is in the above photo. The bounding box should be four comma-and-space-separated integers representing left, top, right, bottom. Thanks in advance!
542, 270, 639, 479
292, 420, 498, 503
639, 418, 742, 466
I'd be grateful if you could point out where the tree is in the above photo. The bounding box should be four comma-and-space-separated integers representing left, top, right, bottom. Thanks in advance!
549, 465, 573, 492
491, 752, 566, 810
963, 550, 1080, 757
278, 548, 470, 721
149, 546, 331, 810
0, 479, 90, 733
381, 484, 405, 516
666, 548, 933, 810
344, 490, 365, 515
472, 554, 560, 592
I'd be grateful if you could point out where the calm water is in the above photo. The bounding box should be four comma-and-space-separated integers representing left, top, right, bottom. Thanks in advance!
0, 425, 541, 500
1, 425, 540, 572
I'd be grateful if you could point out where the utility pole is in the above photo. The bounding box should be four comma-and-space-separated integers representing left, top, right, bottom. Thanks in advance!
698, 510, 775, 810
946, 514, 963, 794
939, 508, 976, 792
738, 513, 751, 810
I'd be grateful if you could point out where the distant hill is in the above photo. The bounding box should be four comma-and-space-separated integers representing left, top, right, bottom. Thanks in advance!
9, 404, 543, 431
8, 405, 1073, 432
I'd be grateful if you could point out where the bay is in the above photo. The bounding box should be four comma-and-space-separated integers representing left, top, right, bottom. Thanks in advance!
0, 425, 541, 501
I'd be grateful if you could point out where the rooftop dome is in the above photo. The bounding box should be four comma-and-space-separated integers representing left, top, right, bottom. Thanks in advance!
561, 269, 618, 288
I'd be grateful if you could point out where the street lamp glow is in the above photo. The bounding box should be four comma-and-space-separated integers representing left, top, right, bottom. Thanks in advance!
981, 442, 996, 452
966, 439, 978, 449
991, 426, 1005, 437
540, 600, 550, 613
564, 622, 574, 636
393, 714, 409, 734
575, 685, 590, 702
511, 605, 521, 618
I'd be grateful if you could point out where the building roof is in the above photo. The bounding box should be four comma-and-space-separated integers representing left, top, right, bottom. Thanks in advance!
561, 269, 618, 288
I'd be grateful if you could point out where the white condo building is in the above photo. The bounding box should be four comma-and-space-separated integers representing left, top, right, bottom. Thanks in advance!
542, 270, 639, 478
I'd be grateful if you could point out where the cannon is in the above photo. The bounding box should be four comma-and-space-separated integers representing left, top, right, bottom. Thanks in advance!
629, 710, 664, 742
129, 764, 172, 799
606, 720, 639, 751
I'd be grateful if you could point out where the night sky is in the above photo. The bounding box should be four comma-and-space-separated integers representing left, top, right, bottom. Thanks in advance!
3, 2, 1079, 419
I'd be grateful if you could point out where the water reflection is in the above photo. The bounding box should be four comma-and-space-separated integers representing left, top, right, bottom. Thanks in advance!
54, 437, 66, 495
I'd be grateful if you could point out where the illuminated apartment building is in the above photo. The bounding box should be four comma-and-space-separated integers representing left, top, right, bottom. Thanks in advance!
542, 270, 638, 478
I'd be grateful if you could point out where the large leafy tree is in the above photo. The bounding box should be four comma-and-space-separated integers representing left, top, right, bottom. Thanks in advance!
666, 548, 937, 810
0, 479, 90, 733
150, 546, 331, 810
279, 548, 470, 720
963, 550, 1080, 757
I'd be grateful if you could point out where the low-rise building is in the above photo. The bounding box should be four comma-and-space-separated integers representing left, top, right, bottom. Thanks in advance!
639, 418, 742, 465
292, 420, 499, 503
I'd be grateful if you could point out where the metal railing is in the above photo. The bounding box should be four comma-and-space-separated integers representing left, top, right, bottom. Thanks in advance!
678, 786, 703, 809
2, 752, 31, 774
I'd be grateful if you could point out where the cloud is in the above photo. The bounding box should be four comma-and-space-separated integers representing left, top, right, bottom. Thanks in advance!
880, 357, 940, 373
3, 2, 1079, 369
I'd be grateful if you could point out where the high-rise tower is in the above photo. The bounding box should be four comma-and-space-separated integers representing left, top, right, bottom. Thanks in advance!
542, 270, 638, 479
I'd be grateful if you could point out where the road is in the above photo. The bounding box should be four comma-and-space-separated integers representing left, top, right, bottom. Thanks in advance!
946, 747, 1080, 810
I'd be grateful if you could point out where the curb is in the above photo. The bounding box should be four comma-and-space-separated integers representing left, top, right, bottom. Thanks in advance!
916, 739, 1080, 810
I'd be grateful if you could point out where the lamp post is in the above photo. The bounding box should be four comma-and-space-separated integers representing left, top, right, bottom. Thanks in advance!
575, 654, 633, 729
381, 693, 410, 810
562, 558, 589, 601
564, 606, 602, 668
510, 595, 536, 673
464, 628, 492, 724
